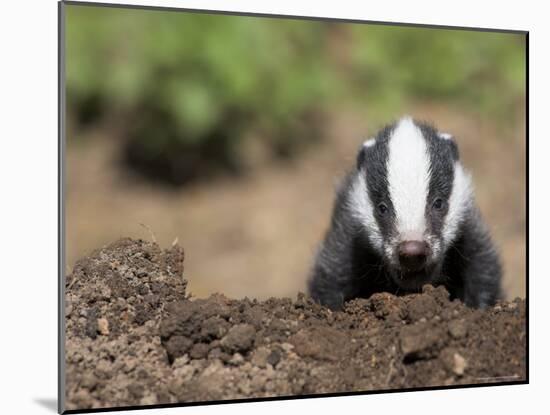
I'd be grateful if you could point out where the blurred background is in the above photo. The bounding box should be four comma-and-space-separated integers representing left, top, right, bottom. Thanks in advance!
64, 4, 526, 300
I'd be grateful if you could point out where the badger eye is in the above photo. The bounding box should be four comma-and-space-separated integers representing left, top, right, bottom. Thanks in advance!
432, 198, 444, 210
377, 202, 388, 215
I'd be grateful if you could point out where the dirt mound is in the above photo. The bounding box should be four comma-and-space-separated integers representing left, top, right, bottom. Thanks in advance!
65, 238, 526, 411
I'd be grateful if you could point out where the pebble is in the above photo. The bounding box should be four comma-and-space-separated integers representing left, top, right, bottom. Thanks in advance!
448, 319, 467, 339
251, 347, 271, 368
228, 353, 245, 366
80, 373, 98, 390
441, 348, 468, 376
97, 318, 110, 335
400, 323, 442, 358
280, 342, 294, 352
267, 350, 281, 367
452, 353, 467, 376
220, 324, 256, 353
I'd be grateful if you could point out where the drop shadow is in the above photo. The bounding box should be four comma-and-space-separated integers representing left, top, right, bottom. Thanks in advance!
34, 398, 58, 413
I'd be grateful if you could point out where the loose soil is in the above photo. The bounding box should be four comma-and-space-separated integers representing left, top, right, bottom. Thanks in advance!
65, 238, 526, 411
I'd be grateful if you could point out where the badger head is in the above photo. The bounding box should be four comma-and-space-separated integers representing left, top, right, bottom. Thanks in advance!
349, 117, 473, 291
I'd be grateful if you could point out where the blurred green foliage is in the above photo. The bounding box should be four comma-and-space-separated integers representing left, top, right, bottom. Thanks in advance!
65, 5, 525, 184
67, 7, 334, 133
348, 25, 525, 120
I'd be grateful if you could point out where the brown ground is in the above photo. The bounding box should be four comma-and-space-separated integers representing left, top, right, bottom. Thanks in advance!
64, 238, 526, 411
66, 105, 526, 301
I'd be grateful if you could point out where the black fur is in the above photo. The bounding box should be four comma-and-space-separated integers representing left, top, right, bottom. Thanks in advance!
441, 206, 503, 307
308, 119, 502, 310
422, 122, 456, 241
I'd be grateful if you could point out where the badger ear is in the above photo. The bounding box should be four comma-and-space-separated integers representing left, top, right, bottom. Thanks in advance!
438, 132, 460, 161
357, 138, 376, 168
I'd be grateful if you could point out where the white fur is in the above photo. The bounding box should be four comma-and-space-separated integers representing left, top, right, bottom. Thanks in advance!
439, 132, 453, 140
443, 163, 473, 246
387, 117, 431, 241
363, 137, 376, 148
348, 170, 383, 252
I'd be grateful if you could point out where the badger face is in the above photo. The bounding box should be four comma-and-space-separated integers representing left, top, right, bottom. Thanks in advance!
350, 117, 473, 291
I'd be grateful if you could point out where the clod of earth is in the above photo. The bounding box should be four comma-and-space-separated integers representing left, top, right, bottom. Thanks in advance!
65, 238, 526, 410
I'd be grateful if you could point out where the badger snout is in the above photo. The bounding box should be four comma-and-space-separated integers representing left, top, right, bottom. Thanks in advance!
398, 240, 430, 271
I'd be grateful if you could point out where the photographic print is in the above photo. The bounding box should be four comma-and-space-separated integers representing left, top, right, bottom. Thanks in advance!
60, 1, 527, 412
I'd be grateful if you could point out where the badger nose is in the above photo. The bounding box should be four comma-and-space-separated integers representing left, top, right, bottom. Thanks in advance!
398, 240, 429, 271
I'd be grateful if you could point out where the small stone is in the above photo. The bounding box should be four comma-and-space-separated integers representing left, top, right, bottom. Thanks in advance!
136, 269, 149, 278
97, 318, 109, 335
280, 343, 294, 353
400, 323, 444, 359
453, 353, 467, 376
229, 353, 245, 366
440, 348, 468, 376
448, 319, 467, 339
220, 324, 256, 353
251, 347, 271, 368
80, 373, 98, 390
267, 350, 281, 367
172, 355, 190, 368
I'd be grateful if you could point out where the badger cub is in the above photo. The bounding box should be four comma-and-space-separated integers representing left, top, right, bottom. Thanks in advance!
308, 117, 502, 310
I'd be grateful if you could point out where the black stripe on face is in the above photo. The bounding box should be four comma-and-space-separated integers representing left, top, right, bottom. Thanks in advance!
358, 123, 396, 239
417, 122, 457, 240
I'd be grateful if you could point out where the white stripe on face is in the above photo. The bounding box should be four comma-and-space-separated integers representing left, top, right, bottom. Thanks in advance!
443, 163, 473, 246
387, 117, 430, 241
349, 170, 383, 252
